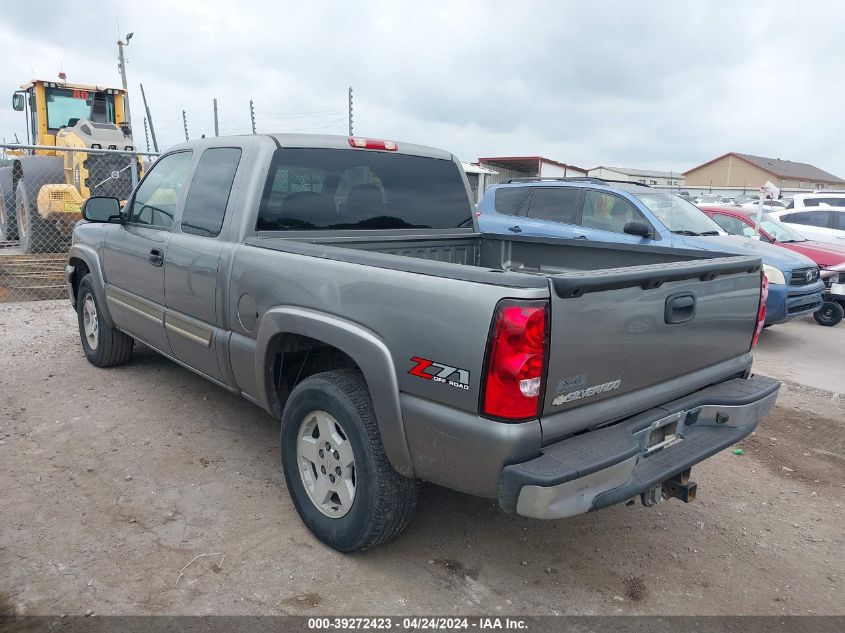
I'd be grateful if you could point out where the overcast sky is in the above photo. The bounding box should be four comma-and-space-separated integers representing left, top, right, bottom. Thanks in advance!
2, 1, 843, 176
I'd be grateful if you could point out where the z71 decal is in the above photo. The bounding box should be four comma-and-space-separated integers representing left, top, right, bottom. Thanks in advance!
408, 356, 470, 390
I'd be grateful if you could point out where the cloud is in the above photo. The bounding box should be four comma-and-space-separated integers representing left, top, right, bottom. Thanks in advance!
1, 0, 843, 177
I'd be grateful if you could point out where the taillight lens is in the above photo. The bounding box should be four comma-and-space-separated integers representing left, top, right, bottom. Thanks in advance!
482, 300, 549, 420
751, 273, 768, 349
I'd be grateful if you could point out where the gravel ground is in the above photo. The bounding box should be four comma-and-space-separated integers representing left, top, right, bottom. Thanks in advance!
0, 300, 842, 616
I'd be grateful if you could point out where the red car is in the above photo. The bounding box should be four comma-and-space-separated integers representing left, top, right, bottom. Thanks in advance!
700, 205, 845, 269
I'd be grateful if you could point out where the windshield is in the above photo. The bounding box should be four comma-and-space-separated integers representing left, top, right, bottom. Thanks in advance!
759, 213, 807, 242
44, 87, 115, 129
630, 191, 724, 234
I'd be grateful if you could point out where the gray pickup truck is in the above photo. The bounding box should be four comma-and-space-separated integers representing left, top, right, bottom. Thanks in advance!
68, 134, 779, 552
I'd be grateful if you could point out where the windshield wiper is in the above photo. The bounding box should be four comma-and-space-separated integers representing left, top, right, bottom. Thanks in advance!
779, 239, 806, 243
698, 231, 721, 236
671, 230, 701, 236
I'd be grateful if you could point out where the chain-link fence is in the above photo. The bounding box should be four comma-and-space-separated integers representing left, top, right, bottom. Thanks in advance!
0, 143, 158, 302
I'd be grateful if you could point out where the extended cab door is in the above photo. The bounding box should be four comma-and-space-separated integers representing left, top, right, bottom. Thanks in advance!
163, 147, 243, 382
103, 151, 193, 354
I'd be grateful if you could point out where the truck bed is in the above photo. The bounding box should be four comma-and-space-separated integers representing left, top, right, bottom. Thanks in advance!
251, 230, 759, 290
249, 230, 763, 441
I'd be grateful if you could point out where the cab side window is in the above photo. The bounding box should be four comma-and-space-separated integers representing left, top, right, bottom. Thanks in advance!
180, 148, 242, 237
129, 151, 193, 229
782, 211, 832, 228
581, 190, 649, 234
524, 188, 579, 223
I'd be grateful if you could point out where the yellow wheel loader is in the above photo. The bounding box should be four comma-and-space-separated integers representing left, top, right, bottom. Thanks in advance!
0, 80, 142, 252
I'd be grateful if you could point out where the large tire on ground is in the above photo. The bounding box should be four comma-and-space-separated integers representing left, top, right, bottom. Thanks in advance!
15, 180, 67, 253
813, 301, 844, 327
0, 166, 16, 241
281, 369, 418, 552
76, 274, 134, 367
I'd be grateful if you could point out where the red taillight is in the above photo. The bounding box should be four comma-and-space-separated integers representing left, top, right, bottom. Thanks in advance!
482, 300, 549, 420
751, 273, 768, 349
348, 137, 398, 151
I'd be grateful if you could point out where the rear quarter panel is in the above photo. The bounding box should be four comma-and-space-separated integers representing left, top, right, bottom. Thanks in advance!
228, 244, 549, 412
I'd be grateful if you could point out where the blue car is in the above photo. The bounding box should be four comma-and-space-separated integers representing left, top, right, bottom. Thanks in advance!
478, 178, 825, 325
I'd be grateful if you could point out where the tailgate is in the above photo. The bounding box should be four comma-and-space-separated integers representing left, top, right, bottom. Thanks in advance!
540, 256, 762, 440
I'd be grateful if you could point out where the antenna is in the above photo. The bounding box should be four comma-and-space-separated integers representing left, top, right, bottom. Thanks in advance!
249, 100, 256, 134
182, 110, 189, 142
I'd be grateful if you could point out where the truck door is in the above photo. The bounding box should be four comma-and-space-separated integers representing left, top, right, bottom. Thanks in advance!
163, 147, 242, 383
102, 151, 193, 355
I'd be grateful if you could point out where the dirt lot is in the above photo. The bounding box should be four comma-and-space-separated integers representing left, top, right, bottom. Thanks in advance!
0, 301, 843, 616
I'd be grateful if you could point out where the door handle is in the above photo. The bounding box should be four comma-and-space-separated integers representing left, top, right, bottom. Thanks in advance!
508, 225, 522, 233
149, 248, 164, 267
573, 233, 588, 240
665, 293, 696, 324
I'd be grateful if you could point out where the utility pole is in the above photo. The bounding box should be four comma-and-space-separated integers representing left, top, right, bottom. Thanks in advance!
213, 98, 219, 137
182, 110, 189, 142
117, 32, 134, 130
143, 117, 151, 152
249, 100, 256, 134
348, 86, 354, 136
139, 83, 159, 153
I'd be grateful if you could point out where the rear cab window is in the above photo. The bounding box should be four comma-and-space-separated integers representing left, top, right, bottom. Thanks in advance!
256, 149, 472, 231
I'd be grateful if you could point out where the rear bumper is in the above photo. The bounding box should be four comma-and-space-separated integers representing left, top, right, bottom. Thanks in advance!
499, 375, 779, 519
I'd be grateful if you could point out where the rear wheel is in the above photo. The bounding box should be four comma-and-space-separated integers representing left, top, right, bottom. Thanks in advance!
0, 167, 16, 242
281, 370, 418, 552
15, 180, 66, 253
813, 301, 844, 327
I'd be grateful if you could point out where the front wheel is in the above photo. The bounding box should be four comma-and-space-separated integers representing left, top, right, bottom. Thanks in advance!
281, 370, 418, 552
813, 301, 844, 327
76, 274, 134, 367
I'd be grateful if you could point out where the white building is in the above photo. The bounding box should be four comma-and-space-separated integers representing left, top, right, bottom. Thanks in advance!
477, 156, 589, 187
588, 166, 684, 187
461, 162, 498, 203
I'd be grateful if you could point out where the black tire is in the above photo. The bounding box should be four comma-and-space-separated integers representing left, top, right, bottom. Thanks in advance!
14, 180, 66, 253
813, 301, 844, 327
281, 369, 418, 552
76, 274, 134, 367
0, 166, 17, 242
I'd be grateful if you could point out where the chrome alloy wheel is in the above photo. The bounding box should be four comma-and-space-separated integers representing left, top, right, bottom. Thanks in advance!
82, 294, 99, 350
296, 410, 356, 518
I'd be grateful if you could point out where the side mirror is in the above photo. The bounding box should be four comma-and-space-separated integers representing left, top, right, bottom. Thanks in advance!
82, 197, 122, 223
623, 221, 653, 239
12, 93, 25, 111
